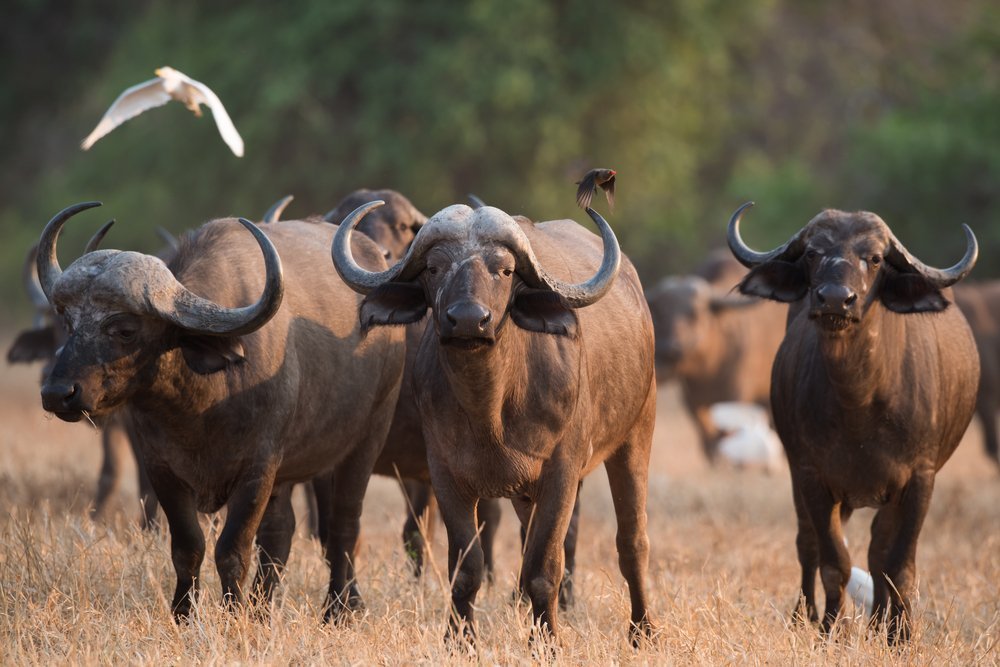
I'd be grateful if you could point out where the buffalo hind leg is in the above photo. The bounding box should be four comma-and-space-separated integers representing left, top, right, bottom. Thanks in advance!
92, 419, 129, 520
559, 484, 582, 610
147, 464, 204, 620
401, 480, 437, 578
605, 438, 656, 646
311, 473, 334, 545
323, 447, 378, 622
431, 469, 485, 644
251, 484, 296, 612
215, 461, 279, 609
478, 497, 501, 585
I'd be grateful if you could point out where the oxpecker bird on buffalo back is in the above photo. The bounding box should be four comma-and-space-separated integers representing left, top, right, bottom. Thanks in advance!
728, 201, 979, 643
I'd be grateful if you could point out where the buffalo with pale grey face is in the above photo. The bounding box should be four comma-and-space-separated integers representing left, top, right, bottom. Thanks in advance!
647, 273, 785, 461
729, 202, 979, 642
333, 201, 656, 646
37, 202, 405, 622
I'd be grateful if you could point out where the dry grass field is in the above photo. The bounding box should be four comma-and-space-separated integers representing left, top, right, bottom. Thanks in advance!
1, 343, 999, 664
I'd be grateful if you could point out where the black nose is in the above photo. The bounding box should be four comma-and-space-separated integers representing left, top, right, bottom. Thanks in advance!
816, 284, 857, 311
445, 301, 493, 337
41, 381, 83, 412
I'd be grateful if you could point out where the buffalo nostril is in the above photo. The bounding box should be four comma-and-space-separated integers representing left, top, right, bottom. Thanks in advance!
479, 312, 492, 330
845, 293, 857, 307
66, 383, 81, 406
817, 292, 826, 304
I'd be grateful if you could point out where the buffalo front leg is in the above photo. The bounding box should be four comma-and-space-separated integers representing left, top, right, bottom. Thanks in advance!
251, 484, 296, 609
431, 469, 485, 644
791, 477, 820, 624
147, 465, 204, 620
519, 471, 579, 643
878, 470, 935, 643
215, 462, 279, 609
799, 478, 851, 635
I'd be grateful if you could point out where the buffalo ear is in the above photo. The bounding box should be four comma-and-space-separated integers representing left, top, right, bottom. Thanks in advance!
179, 335, 246, 374
359, 282, 428, 334
7, 327, 57, 363
511, 289, 579, 337
880, 272, 949, 313
738, 261, 808, 302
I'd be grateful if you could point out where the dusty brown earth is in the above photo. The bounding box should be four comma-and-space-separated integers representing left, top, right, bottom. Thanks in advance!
1, 340, 998, 663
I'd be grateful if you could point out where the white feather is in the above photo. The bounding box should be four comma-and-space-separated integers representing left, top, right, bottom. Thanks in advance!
81, 66, 243, 157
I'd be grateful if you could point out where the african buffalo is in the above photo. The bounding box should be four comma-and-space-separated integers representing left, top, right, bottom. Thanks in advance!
647, 271, 785, 461
37, 202, 405, 620
332, 201, 656, 645
728, 202, 979, 641
8, 239, 159, 526
325, 188, 427, 261
953, 281, 1000, 469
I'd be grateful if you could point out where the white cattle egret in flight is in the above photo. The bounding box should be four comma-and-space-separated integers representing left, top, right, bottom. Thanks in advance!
81, 66, 244, 157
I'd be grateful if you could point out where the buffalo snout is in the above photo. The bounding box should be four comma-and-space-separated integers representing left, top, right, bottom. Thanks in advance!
41, 380, 87, 419
815, 283, 857, 312
443, 300, 494, 340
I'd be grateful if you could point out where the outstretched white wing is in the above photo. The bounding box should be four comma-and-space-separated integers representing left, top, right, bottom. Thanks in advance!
182, 77, 244, 157
81, 77, 171, 150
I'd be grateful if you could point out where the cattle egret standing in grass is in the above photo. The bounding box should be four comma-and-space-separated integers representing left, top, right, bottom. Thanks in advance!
81, 66, 244, 157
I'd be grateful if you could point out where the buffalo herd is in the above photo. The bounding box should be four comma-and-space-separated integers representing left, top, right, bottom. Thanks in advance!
8, 188, 989, 647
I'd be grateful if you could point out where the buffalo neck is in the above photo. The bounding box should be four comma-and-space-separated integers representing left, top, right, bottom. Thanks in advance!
813, 305, 902, 408
437, 329, 533, 445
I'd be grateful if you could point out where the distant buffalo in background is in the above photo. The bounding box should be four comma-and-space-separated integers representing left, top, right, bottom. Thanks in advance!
647, 249, 785, 462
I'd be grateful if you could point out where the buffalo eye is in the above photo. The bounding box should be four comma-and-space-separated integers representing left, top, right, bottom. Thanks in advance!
805, 249, 818, 260
428, 266, 439, 276
502, 268, 513, 277
870, 254, 882, 266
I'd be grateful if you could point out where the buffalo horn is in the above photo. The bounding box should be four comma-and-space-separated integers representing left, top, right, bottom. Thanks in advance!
262, 195, 294, 224
727, 201, 808, 268
886, 224, 978, 288
22, 244, 49, 309
37, 201, 103, 300
159, 218, 284, 336
83, 219, 115, 254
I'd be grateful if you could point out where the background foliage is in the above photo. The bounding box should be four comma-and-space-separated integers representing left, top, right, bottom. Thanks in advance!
1, 0, 997, 319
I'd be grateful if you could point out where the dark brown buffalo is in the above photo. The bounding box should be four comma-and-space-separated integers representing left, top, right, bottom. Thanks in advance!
647, 271, 785, 461
36, 202, 405, 620
953, 281, 1000, 468
729, 202, 979, 642
332, 201, 656, 645
325, 188, 426, 261
8, 239, 159, 526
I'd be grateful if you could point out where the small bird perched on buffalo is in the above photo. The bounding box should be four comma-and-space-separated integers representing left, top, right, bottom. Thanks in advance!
576, 168, 616, 210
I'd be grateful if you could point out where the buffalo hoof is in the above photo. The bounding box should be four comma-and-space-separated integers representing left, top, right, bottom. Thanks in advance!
628, 617, 658, 649
323, 594, 366, 625
791, 599, 819, 626
558, 573, 575, 610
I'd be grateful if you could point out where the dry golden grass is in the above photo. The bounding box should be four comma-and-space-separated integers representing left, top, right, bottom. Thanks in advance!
1, 351, 999, 664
